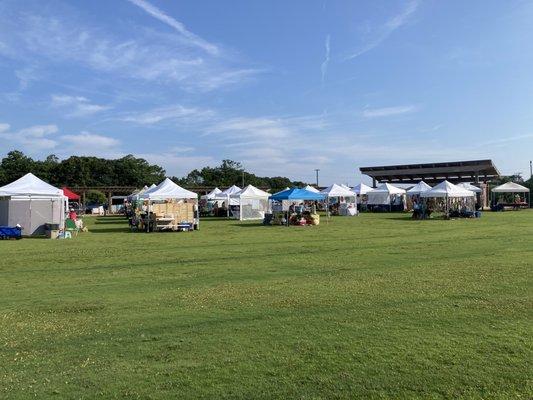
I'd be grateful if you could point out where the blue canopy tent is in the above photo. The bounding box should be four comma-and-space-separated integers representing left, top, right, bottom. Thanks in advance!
269, 188, 326, 201
269, 188, 325, 226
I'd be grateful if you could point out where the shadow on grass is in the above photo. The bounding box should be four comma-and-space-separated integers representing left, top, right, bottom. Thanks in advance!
230, 223, 265, 228
94, 219, 128, 225
89, 227, 131, 233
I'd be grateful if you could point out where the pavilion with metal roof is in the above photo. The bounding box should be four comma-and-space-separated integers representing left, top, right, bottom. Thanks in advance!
360, 159, 500, 187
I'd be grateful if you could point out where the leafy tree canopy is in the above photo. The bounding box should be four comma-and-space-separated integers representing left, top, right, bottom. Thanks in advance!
0, 151, 165, 187
0, 151, 305, 192
172, 159, 306, 192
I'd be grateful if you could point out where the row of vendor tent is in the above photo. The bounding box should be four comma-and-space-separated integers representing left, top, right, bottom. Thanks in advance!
0, 173, 67, 236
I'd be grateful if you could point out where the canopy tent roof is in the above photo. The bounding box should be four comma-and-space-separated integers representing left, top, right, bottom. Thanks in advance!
129, 184, 156, 201
201, 187, 222, 200
352, 183, 373, 195
420, 180, 475, 198
62, 187, 80, 200
369, 183, 406, 195
457, 182, 482, 193
129, 186, 146, 197
140, 183, 160, 196
270, 187, 325, 201
231, 184, 270, 199
491, 182, 530, 193
216, 185, 242, 197
303, 185, 320, 193
140, 178, 198, 200
0, 173, 64, 198
320, 183, 356, 197
273, 187, 290, 196
406, 181, 432, 195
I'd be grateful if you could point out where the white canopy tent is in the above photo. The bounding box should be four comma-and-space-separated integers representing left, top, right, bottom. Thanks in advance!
230, 185, 271, 221
127, 184, 157, 202
367, 183, 406, 211
140, 178, 197, 201
491, 181, 530, 207
491, 182, 529, 193
0, 173, 67, 235
420, 180, 475, 216
407, 181, 432, 196
139, 178, 199, 231
352, 183, 373, 196
214, 185, 242, 216
420, 181, 475, 198
201, 187, 222, 200
303, 185, 320, 193
320, 183, 356, 198
320, 184, 358, 216
457, 182, 482, 193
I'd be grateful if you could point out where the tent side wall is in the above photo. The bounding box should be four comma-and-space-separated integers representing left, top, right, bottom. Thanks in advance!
0, 199, 9, 226
7, 199, 31, 234
7, 198, 63, 236
239, 198, 270, 220
367, 193, 391, 205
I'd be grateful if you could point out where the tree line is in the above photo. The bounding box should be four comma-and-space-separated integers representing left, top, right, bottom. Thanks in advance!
2, 150, 530, 195
0, 151, 306, 192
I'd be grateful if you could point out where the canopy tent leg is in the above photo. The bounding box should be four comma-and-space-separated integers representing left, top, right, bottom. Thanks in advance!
196, 200, 200, 230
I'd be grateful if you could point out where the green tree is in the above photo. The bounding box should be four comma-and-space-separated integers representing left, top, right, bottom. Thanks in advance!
113, 155, 166, 186
34, 154, 60, 184
85, 190, 107, 204
0, 150, 35, 184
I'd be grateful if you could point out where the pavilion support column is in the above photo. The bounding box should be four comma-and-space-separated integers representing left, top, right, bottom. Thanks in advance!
108, 192, 113, 215
372, 178, 377, 188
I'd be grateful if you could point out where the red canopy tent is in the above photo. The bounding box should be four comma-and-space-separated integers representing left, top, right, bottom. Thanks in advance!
62, 187, 80, 201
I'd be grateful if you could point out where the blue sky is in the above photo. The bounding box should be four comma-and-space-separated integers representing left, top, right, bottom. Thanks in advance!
0, 0, 532, 185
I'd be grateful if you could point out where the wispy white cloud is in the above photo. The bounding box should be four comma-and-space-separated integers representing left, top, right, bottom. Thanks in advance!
207, 117, 292, 140
119, 104, 215, 125
321, 34, 331, 84
127, 0, 219, 55
15, 66, 38, 90
346, 0, 420, 60
362, 105, 418, 118
51, 94, 111, 117
61, 131, 119, 148
480, 133, 533, 146
18, 124, 58, 138
170, 146, 195, 153
0, 11, 260, 92
0, 123, 59, 152
0, 123, 10, 133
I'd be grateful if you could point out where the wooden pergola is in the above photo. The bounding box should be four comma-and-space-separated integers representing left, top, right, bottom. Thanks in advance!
70, 185, 271, 206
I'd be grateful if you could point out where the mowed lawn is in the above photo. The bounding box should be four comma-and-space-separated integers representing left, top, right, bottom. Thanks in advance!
0, 211, 532, 399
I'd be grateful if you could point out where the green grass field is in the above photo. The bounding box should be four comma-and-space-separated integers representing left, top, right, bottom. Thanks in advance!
1, 211, 532, 399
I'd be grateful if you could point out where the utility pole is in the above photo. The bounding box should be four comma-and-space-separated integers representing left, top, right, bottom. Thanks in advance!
242, 170, 245, 187
530, 160, 532, 179
314, 169, 320, 187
